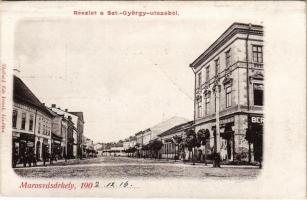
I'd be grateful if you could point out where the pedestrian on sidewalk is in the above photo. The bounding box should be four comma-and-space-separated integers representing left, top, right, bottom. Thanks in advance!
21, 154, 26, 167
50, 152, 55, 165
43, 150, 48, 166
33, 153, 37, 167
64, 152, 67, 163
12, 148, 18, 168
27, 149, 32, 167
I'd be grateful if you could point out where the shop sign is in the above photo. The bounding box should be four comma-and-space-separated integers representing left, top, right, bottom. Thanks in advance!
12, 132, 20, 138
219, 117, 234, 125
27, 142, 34, 147
250, 116, 264, 124
43, 139, 49, 145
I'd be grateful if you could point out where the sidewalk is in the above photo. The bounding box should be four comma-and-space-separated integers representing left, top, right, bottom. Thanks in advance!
127, 157, 261, 169
14, 158, 77, 168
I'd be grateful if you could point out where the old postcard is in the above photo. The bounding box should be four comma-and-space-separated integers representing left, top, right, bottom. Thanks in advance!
0, 1, 306, 198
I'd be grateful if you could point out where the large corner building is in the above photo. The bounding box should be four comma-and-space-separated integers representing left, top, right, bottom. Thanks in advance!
190, 23, 264, 163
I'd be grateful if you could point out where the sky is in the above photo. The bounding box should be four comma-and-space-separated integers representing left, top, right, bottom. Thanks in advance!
13, 4, 264, 143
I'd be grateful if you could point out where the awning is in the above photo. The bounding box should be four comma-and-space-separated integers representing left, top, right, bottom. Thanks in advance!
52, 133, 63, 141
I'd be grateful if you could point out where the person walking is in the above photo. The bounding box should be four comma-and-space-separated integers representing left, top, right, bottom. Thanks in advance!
12, 148, 18, 168
64, 152, 67, 163
33, 153, 37, 167
50, 152, 54, 165
22, 151, 27, 167
27, 149, 32, 167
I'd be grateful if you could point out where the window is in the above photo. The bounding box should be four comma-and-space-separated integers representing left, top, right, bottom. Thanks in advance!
252, 45, 263, 63
205, 93, 210, 115
12, 110, 17, 128
206, 66, 210, 82
197, 72, 202, 87
43, 124, 45, 135
253, 83, 263, 106
29, 115, 34, 131
226, 86, 232, 108
38, 122, 41, 134
215, 58, 220, 76
225, 49, 231, 68
21, 113, 26, 130
197, 99, 202, 118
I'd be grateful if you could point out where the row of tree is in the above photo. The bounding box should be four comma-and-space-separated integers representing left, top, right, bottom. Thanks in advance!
124, 129, 211, 165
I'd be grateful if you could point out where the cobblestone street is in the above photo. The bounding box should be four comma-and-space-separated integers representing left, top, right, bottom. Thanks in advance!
14, 156, 260, 179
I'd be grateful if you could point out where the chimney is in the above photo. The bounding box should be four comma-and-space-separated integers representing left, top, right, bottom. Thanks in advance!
65, 109, 68, 112
13, 69, 21, 77
51, 104, 56, 108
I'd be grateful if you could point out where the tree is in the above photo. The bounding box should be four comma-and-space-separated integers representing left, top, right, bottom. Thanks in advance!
197, 129, 210, 165
185, 129, 198, 165
172, 135, 183, 162
149, 140, 163, 159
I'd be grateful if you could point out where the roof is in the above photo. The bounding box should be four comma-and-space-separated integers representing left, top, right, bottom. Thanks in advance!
150, 116, 189, 138
190, 22, 263, 69
13, 75, 54, 117
69, 112, 84, 123
158, 121, 193, 138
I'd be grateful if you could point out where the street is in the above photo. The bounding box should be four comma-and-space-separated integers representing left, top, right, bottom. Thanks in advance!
14, 156, 260, 179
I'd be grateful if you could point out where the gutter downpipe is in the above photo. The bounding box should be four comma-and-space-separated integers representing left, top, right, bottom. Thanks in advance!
190, 63, 196, 164
246, 23, 252, 163
33, 109, 38, 158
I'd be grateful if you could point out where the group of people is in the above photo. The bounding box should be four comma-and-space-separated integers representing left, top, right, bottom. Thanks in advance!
12, 148, 37, 168
12, 147, 66, 168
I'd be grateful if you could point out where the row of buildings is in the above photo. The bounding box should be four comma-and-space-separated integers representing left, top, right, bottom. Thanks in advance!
102, 22, 264, 164
12, 73, 94, 166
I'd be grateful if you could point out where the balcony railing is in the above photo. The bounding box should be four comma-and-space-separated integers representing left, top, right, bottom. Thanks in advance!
249, 62, 263, 69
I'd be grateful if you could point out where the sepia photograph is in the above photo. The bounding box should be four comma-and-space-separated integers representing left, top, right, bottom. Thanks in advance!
0, 1, 305, 198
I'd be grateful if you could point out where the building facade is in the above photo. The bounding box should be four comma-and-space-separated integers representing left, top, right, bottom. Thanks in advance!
158, 121, 193, 160
66, 116, 76, 158
49, 105, 85, 158
190, 23, 263, 163
12, 75, 54, 165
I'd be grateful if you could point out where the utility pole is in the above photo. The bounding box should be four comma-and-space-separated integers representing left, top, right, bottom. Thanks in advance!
214, 84, 221, 167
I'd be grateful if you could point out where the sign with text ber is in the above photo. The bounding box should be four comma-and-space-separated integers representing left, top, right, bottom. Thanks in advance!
250, 116, 264, 124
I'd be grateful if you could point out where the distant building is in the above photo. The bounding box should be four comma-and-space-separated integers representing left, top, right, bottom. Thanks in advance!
84, 136, 95, 157
69, 112, 85, 158
158, 121, 193, 160
134, 117, 189, 157
49, 105, 85, 158
66, 116, 76, 158
190, 23, 263, 163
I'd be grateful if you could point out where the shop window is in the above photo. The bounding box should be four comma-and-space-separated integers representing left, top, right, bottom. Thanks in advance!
252, 45, 263, 63
12, 110, 17, 128
226, 86, 232, 108
29, 115, 34, 131
21, 113, 26, 130
254, 83, 263, 106
225, 49, 231, 68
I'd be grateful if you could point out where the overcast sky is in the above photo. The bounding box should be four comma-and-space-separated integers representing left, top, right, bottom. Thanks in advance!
13, 4, 265, 143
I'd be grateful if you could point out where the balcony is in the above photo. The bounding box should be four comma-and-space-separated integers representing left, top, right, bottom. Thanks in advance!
250, 62, 263, 69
